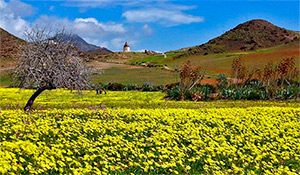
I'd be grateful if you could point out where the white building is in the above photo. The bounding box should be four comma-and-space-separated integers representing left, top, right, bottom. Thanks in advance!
123, 42, 130, 52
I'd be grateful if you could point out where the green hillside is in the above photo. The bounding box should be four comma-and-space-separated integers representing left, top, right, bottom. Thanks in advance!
1, 42, 299, 87
0, 20, 299, 87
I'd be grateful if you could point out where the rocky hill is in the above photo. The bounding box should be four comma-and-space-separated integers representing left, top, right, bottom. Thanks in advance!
176, 19, 300, 57
0, 28, 26, 60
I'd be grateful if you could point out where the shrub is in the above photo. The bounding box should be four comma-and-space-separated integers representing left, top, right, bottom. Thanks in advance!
179, 61, 205, 91
217, 73, 228, 89
166, 87, 181, 100
107, 83, 126, 91
231, 57, 246, 85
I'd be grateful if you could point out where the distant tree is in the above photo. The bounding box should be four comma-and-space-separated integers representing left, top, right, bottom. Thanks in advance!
14, 27, 90, 111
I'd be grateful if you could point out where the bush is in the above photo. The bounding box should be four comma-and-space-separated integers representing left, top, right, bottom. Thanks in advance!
96, 82, 164, 92
124, 84, 139, 91
167, 87, 181, 100
166, 85, 216, 101
107, 83, 126, 91
217, 73, 228, 89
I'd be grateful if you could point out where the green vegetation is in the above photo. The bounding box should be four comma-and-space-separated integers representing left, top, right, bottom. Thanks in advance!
167, 57, 299, 101
131, 54, 165, 64
91, 67, 178, 85
0, 42, 299, 88
0, 70, 14, 87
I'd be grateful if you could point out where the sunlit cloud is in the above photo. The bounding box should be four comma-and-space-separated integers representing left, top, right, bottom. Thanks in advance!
123, 8, 204, 26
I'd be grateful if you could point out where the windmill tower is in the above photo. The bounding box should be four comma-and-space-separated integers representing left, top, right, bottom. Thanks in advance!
123, 42, 130, 52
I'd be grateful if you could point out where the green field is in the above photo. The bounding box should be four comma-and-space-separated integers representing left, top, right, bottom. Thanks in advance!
94, 43, 300, 85
134, 43, 300, 76
0, 42, 299, 87
91, 67, 178, 86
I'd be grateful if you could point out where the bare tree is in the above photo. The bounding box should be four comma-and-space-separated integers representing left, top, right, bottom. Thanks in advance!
231, 57, 246, 86
14, 27, 90, 111
179, 61, 205, 91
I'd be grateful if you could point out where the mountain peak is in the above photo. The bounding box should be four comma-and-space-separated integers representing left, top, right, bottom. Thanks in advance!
51, 33, 111, 53
176, 19, 299, 56
238, 19, 273, 26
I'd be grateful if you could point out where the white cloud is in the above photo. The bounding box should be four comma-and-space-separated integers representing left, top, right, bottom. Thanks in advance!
99, 41, 109, 48
75, 17, 126, 33
164, 4, 197, 11
33, 16, 126, 38
122, 8, 204, 26
63, 0, 168, 8
142, 24, 153, 35
69, 0, 203, 27
34, 15, 72, 31
0, 0, 6, 8
63, 0, 114, 8
49, 6, 55, 11
33, 15, 129, 50
8, 0, 35, 17
111, 38, 125, 49
62, 0, 199, 19
0, 0, 31, 37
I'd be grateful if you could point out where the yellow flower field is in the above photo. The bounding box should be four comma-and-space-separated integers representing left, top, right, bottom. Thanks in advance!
0, 88, 299, 174
0, 88, 299, 109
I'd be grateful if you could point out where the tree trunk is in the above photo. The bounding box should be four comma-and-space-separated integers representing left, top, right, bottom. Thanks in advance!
24, 87, 53, 111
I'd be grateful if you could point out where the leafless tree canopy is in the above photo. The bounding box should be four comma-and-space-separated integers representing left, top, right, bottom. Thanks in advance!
15, 27, 90, 91
14, 27, 90, 110
179, 61, 205, 91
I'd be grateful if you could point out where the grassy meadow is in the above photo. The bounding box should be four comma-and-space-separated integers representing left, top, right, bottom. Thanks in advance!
93, 42, 300, 85
91, 67, 178, 86
0, 42, 299, 87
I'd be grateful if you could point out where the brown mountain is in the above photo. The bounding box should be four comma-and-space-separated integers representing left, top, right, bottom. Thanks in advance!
176, 19, 300, 57
0, 28, 26, 61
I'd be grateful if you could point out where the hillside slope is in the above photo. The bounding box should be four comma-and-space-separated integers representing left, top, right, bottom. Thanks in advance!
176, 19, 300, 57
0, 28, 26, 60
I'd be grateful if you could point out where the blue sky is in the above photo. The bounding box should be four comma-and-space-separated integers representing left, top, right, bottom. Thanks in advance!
1, 0, 299, 52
